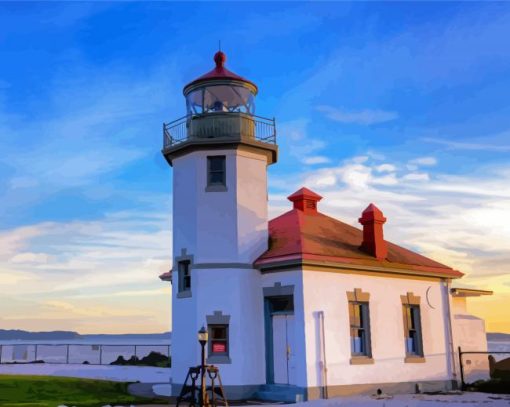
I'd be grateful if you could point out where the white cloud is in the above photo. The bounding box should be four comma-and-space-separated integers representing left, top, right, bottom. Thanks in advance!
423, 137, 510, 152
408, 156, 437, 166
402, 172, 430, 182
317, 105, 398, 125
302, 156, 331, 165
375, 164, 397, 173
9, 252, 52, 264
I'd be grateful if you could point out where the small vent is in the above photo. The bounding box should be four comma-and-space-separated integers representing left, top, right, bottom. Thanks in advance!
306, 200, 316, 209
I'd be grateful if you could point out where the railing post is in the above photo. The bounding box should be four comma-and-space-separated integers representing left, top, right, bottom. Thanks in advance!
66, 344, 70, 364
134, 345, 137, 360
99, 345, 103, 365
0, 344, 2, 364
34, 344, 38, 362
458, 346, 465, 390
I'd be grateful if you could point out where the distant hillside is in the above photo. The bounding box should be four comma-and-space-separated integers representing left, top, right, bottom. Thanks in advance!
82, 332, 171, 341
488, 332, 510, 341
0, 329, 82, 340
0, 329, 171, 341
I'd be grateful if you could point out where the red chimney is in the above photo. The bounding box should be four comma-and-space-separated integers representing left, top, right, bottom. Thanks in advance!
287, 187, 322, 214
359, 203, 387, 260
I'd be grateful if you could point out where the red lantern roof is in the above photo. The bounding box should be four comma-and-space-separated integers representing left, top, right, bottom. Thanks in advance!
183, 51, 258, 95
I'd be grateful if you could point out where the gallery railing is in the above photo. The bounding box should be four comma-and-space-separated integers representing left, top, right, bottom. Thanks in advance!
0, 343, 171, 366
163, 113, 277, 150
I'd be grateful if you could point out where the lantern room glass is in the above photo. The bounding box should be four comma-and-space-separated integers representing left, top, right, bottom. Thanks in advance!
186, 85, 256, 116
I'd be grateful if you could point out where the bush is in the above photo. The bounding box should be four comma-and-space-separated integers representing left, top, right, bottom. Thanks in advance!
109, 352, 170, 368
469, 378, 510, 394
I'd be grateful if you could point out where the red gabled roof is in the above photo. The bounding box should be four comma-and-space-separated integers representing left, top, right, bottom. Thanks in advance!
254, 201, 463, 279
183, 51, 258, 94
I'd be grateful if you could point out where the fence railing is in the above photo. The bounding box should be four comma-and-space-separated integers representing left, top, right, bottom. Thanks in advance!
458, 346, 510, 389
163, 113, 276, 150
0, 343, 171, 366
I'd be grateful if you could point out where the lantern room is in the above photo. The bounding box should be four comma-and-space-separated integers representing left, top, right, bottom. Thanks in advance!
183, 51, 257, 115
162, 50, 278, 166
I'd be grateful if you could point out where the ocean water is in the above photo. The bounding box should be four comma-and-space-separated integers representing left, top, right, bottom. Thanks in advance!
488, 340, 510, 362
0, 338, 170, 365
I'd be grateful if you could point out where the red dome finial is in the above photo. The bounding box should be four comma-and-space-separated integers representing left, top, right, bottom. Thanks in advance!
214, 51, 226, 68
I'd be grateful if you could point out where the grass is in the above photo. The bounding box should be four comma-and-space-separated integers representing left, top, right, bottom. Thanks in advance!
0, 375, 168, 407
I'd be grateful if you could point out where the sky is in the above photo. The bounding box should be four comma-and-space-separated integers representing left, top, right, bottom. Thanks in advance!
1, 2, 509, 334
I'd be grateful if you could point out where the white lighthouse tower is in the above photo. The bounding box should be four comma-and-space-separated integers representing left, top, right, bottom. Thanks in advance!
162, 51, 278, 398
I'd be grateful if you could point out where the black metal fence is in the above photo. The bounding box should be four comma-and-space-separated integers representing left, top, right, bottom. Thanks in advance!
0, 343, 171, 366
458, 346, 510, 389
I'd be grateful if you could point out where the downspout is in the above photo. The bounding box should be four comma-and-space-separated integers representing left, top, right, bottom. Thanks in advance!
318, 311, 328, 399
442, 279, 458, 388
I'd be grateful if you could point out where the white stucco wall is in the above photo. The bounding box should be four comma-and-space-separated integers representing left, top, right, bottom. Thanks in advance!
172, 148, 268, 264
302, 270, 453, 389
171, 147, 270, 389
450, 297, 490, 383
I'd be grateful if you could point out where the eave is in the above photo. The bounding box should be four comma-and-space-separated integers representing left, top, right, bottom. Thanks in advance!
254, 252, 464, 279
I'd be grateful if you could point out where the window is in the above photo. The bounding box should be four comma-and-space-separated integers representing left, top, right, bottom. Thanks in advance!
403, 304, 423, 356
206, 311, 231, 364
178, 260, 191, 294
207, 156, 226, 188
208, 324, 229, 357
349, 301, 372, 357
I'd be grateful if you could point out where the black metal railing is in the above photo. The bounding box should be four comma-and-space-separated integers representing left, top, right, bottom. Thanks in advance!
163, 113, 276, 150
0, 343, 171, 366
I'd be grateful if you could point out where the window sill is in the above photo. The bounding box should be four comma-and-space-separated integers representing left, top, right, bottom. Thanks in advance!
350, 356, 374, 365
207, 355, 231, 364
177, 291, 192, 299
405, 356, 426, 363
205, 185, 228, 192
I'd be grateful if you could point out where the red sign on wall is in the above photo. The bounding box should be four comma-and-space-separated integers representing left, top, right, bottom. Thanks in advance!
212, 342, 226, 353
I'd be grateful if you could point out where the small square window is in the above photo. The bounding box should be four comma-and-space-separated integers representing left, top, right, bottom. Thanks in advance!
207, 156, 226, 187
208, 324, 229, 357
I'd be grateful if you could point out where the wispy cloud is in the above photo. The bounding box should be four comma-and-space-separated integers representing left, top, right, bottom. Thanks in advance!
423, 137, 510, 152
0, 210, 172, 333
316, 105, 398, 125
302, 156, 331, 165
408, 156, 437, 166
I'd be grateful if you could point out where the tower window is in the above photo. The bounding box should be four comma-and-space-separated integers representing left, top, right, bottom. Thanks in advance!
207, 156, 226, 187
178, 260, 191, 294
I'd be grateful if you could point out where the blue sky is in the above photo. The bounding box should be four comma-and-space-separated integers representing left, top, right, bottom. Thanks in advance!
1, 2, 510, 333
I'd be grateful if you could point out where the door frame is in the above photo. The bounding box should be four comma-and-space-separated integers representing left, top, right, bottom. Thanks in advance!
263, 294, 294, 384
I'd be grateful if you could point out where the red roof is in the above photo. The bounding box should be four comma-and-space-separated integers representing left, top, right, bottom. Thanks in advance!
254, 190, 463, 279
183, 51, 258, 93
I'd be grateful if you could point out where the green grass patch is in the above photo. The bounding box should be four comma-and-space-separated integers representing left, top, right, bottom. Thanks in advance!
0, 375, 167, 407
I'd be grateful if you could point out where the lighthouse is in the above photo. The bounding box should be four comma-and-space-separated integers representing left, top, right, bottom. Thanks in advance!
162, 50, 278, 398
160, 50, 494, 402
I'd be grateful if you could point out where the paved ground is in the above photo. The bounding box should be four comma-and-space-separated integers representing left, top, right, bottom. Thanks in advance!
289, 392, 510, 407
